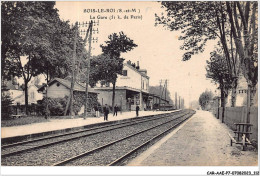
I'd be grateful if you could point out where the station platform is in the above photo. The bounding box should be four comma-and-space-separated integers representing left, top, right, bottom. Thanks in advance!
1, 110, 177, 139
127, 110, 258, 166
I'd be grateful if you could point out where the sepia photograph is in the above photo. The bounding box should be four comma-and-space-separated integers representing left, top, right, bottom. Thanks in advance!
1, 1, 259, 175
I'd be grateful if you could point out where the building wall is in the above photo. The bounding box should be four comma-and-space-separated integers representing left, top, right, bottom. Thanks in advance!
28, 85, 43, 104
47, 83, 70, 98
117, 66, 142, 90
96, 89, 127, 110
9, 89, 23, 100
217, 107, 258, 141
13, 85, 43, 105
96, 64, 149, 93
226, 74, 258, 107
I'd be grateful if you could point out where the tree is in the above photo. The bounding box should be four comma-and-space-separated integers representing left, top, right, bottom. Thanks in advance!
155, 2, 242, 107
199, 90, 214, 110
225, 2, 258, 124
63, 23, 87, 116
156, 1, 258, 123
1, 91, 13, 119
100, 32, 137, 113
1, 2, 64, 115
206, 51, 233, 122
2, 2, 85, 116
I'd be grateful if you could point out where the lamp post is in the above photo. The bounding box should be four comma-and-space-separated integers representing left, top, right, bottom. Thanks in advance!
120, 95, 123, 114
45, 84, 49, 119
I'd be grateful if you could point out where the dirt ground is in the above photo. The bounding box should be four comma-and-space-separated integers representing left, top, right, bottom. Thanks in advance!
128, 110, 258, 166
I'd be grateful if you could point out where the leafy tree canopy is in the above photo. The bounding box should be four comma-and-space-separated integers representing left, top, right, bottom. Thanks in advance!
156, 1, 219, 61
199, 90, 214, 110
100, 32, 138, 58
206, 50, 233, 91
99, 32, 137, 83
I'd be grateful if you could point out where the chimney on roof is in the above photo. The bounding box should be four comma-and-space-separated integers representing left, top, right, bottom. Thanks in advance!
136, 61, 140, 70
127, 60, 131, 65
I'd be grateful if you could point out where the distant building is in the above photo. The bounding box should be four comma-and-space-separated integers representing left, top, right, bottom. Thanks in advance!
227, 74, 258, 107
3, 79, 23, 101
13, 84, 43, 105
1, 78, 43, 105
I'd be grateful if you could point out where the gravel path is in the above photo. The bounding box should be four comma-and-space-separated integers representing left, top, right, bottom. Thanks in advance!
128, 110, 258, 166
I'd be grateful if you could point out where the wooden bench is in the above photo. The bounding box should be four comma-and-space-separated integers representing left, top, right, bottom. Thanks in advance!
11, 114, 25, 119
229, 123, 253, 151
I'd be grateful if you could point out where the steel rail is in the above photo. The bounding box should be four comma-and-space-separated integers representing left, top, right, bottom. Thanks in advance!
108, 111, 195, 166
2, 111, 183, 158
52, 111, 192, 166
3, 111, 181, 148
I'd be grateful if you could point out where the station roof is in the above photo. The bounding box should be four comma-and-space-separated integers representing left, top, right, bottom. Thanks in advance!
38, 78, 97, 93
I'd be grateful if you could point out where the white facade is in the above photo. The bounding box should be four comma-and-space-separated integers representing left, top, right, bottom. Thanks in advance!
9, 89, 23, 100
96, 63, 149, 92
14, 85, 43, 105
227, 74, 258, 107
117, 63, 149, 92
95, 62, 150, 111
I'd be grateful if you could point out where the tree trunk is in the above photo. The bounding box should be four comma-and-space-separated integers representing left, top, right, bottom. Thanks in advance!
246, 84, 252, 124
45, 68, 50, 119
231, 78, 238, 107
45, 84, 49, 119
250, 85, 256, 106
112, 81, 116, 114
24, 81, 29, 115
64, 96, 71, 116
217, 97, 220, 119
220, 88, 226, 123
64, 23, 77, 117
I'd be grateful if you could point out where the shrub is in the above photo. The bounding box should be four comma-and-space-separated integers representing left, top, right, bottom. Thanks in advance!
1, 92, 14, 119
37, 92, 99, 116
38, 97, 67, 116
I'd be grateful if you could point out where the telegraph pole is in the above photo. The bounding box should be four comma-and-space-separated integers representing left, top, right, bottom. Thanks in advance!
159, 80, 162, 110
179, 96, 181, 109
164, 80, 167, 102
175, 92, 177, 109
84, 21, 93, 119
164, 80, 167, 110
64, 22, 78, 117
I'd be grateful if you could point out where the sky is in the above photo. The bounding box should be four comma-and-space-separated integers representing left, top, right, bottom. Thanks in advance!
55, 1, 218, 107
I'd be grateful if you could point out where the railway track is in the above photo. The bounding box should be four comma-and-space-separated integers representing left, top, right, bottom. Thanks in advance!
2, 110, 195, 166
54, 110, 195, 166
1, 111, 182, 157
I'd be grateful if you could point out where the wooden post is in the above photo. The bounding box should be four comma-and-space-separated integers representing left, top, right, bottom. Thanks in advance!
120, 96, 123, 114
175, 92, 177, 109
164, 80, 167, 111
179, 96, 181, 109
84, 21, 93, 119
64, 22, 78, 117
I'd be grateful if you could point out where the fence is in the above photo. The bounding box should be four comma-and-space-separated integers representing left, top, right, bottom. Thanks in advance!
214, 106, 258, 141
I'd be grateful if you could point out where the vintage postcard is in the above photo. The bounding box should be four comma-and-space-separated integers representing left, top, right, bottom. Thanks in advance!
1, 1, 258, 176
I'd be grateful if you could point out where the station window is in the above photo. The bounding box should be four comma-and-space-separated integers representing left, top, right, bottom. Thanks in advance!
122, 70, 127, 76
31, 92, 35, 99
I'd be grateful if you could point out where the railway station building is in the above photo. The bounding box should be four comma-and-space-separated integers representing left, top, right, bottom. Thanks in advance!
94, 60, 169, 111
